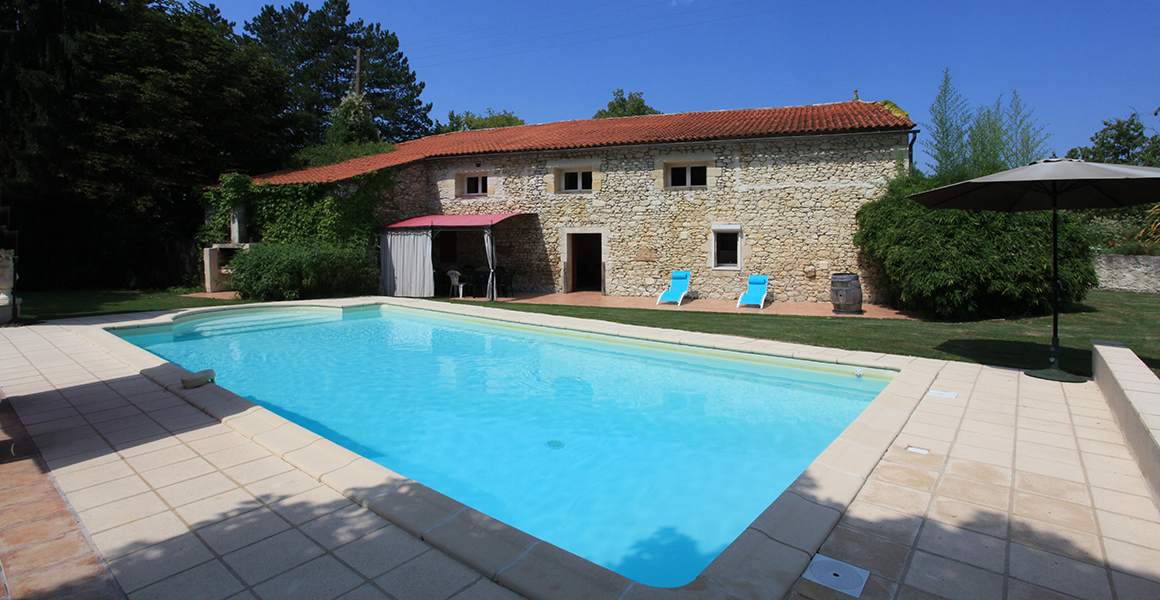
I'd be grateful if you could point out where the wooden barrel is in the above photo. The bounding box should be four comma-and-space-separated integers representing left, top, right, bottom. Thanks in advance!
830, 273, 863, 314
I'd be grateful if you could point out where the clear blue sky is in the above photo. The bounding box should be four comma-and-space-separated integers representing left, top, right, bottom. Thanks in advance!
214, 0, 1159, 170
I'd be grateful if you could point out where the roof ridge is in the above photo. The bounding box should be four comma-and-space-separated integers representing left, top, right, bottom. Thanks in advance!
256, 100, 913, 185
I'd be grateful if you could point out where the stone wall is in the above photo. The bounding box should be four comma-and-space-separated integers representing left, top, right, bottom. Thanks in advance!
387, 132, 909, 302
1095, 254, 1160, 294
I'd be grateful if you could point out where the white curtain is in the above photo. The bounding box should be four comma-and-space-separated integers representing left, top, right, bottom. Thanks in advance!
380, 229, 434, 297
484, 227, 496, 300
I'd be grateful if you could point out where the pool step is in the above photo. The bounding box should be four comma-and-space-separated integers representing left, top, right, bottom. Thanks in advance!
174, 312, 337, 339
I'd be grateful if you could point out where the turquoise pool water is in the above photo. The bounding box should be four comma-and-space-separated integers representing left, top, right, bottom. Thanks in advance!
118, 306, 889, 587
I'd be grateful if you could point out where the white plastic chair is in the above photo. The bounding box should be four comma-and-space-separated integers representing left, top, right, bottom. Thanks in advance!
447, 270, 467, 298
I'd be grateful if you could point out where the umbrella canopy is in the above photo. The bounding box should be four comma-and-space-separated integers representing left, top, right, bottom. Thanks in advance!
907, 158, 1160, 382
911, 158, 1160, 212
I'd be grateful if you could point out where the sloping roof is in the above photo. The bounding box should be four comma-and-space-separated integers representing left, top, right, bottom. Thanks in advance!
386, 213, 525, 228
256, 100, 915, 185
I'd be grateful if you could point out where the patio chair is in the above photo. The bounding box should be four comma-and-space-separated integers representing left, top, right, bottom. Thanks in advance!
495, 266, 514, 297
447, 270, 472, 298
657, 271, 691, 306
736, 274, 769, 309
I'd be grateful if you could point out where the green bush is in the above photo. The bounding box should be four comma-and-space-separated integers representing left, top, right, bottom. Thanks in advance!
200, 171, 392, 249
855, 173, 1097, 319
227, 242, 378, 301
1102, 230, 1160, 256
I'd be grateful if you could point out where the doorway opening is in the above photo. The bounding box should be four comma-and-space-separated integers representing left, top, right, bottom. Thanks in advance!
568, 233, 602, 292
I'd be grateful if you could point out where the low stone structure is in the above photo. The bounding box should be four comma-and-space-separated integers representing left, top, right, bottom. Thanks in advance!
0, 248, 18, 322
1095, 254, 1160, 294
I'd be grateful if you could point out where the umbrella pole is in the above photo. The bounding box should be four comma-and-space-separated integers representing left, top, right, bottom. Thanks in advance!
1027, 194, 1085, 383
1051, 202, 1060, 366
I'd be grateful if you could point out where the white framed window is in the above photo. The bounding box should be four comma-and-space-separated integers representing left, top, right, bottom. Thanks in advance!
456, 172, 489, 196
561, 170, 593, 192
665, 163, 709, 188
551, 165, 598, 193
465, 175, 487, 195
712, 225, 741, 269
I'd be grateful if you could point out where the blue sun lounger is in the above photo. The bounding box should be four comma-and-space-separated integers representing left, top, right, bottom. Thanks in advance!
657, 271, 691, 306
736, 274, 769, 308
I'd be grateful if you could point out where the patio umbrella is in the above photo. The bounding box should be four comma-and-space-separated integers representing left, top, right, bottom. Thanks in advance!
908, 158, 1160, 382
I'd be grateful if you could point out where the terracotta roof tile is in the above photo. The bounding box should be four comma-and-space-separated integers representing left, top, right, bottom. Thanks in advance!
255, 101, 914, 185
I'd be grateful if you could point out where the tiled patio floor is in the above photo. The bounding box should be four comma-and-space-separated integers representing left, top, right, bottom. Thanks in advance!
1, 298, 1158, 600
1, 399, 122, 600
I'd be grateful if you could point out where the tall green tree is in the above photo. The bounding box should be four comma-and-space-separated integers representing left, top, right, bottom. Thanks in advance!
433, 108, 525, 133
245, 0, 432, 146
1005, 91, 1050, 168
593, 89, 661, 119
923, 69, 1051, 183
922, 70, 971, 181
1066, 113, 1160, 167
967, 97, 1007, 178
1067, 113, 1160, 235
1, 0, 292, 288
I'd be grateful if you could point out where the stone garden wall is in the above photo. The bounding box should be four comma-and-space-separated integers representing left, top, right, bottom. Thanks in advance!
387, 132, 909, 302
1095, 254, 1160, 294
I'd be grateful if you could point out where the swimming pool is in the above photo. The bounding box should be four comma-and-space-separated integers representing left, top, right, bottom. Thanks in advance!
116, 304, 891, 587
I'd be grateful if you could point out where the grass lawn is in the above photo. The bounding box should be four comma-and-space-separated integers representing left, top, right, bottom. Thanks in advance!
8, 288, 1156, 378
445, 290, 1160, 378
15, 289, 245, 321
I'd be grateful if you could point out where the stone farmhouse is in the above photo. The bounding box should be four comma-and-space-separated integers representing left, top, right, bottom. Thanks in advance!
257, 100, 916, 303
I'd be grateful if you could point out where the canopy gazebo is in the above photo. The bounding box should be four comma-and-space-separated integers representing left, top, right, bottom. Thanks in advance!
380, 213, 526, 299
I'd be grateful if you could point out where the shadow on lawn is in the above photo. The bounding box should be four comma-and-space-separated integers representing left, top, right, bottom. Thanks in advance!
934, 339, 1095, 377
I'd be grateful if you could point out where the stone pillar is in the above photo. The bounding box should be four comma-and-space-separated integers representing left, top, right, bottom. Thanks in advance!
203, 247, 221, 293
230, 207, 246, 244
0, 249, 17, 322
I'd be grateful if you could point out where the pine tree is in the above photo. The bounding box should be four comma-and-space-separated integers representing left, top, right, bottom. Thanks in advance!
245, 0, 432, 146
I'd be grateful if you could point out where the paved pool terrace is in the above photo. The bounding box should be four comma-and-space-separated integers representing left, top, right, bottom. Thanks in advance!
1, 297, 1159, 600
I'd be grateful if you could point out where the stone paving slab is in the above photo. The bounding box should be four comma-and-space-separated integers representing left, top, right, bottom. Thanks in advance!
0, 395, 124, 600
2, 298, 1159, 600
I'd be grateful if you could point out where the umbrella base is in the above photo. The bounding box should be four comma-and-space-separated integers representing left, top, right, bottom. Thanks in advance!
1024, 367, 1087, 383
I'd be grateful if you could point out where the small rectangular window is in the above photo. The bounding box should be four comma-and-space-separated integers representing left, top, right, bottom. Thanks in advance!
561, 170, 593, 192
715, 231, 739, 267
689, 166, 707, 187
666, 163, 709, 188
465, 175, 487, 195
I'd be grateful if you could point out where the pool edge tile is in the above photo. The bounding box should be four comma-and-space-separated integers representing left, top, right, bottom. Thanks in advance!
285, 438, 362, 480
699, 529, 811, 600
252, 422, 319, 458
364, 481, 466, 539
320, 458, 409, 504
222, 408, 287, 440
748, 490, 842, 555
497, 540, 633, 600
423, 507, 538, 580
